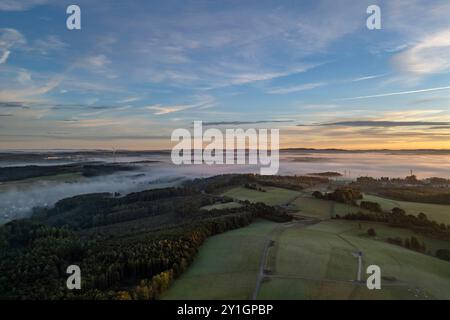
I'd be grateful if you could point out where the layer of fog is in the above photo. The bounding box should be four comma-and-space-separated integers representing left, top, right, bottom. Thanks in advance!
2, 151, 450, 224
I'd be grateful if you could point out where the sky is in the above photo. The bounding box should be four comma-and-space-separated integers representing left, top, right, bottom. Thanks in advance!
0, 0, 449, 150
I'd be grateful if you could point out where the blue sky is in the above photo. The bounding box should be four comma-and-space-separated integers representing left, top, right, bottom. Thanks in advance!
0, 0, 449, 149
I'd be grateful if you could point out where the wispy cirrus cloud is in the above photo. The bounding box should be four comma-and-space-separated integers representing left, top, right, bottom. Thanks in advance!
0, 28, 26, 64
145, 95, 217, 115
391, 29, 450, 78
0, 50, 10, 64
311, 121, 450, 127
0, 0, 49, 11
31, 35, 67, 55
266, 82, 326, 95
224, 65, 320, 87
351, 74, 386, 82
117, 97, 142, 104
204, 120, 293, 126
337, 85, 450, 101
146, 104, 193, 115
0, 77, 62, 102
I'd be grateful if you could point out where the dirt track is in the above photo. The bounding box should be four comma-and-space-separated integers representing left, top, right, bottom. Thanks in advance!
251, 217, 319, 300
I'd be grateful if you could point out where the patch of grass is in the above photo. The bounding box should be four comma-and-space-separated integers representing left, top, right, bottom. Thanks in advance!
362, 194, 450, 225
338, 220, 450, 256
274, 224, 357, 281
292, 197, 364, 220
222, 186, 300, 206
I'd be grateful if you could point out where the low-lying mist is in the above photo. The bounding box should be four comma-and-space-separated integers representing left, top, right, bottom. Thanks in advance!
0, 162, 261, 224
2, 150, 450, 224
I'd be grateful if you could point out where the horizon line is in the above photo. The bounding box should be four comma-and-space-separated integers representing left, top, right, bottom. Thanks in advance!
1, 147, 450, 152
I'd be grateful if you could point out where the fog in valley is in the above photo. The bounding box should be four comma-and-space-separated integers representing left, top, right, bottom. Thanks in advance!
1, 150, 450, 224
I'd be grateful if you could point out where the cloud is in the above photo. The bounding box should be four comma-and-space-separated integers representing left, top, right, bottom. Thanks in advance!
64, 118, 133, 128
428, 126, 450, 130
0, 101, 29, 109
266, 82, 326, 94
310, 121, 450, 127
379, 109, 448, 121
201, 63, 323, 90
0, 50, 10, 64
391, 29, 450, 77
17, 70, 32, 83
146, 95, 217, 115
84, 55, 110, 68
118, 97, 141, 104
338, 85, 450, 101
145, 104, 192, 115
351, 74, 385, 82
32, 35, 67, 55
203, 120, 293, 126
0, 0, 49, 11
0, 77, 62, 102
0, 28, 26, 64
225, 65, 319, 87
123, 1, 361, 89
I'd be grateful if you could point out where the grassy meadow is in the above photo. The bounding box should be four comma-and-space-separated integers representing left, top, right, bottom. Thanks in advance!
162, 219, 278, 300
362, 194, 450, 225
164, 218, 450, 300
164, 185, 450, 300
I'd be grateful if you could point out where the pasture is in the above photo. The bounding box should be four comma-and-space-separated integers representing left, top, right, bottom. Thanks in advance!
164, 218, 450, 300
162, 219, 278, 300
261, 220, 450, 299
362, 194, 450, 225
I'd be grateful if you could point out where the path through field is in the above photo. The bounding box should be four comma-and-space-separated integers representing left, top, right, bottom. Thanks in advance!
251, 217, 320, 300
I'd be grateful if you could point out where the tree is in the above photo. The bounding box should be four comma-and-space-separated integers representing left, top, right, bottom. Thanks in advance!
404, 238, 411, 249
360, 201, 381, 212
312, 191, 323, 199
410, 236, 420, 251
436, 249, 450, 262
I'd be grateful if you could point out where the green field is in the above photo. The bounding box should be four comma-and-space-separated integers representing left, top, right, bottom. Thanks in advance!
362, 194, 450, 225
164, 218, 450, 300
292, 196, 365, 220
222, 186, 300, 206
164, 185, 450, 300
162, 219, 278, 300
259, 220, 450, 299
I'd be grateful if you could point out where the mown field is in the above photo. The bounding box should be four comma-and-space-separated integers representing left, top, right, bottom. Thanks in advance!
362, 194, 450, 225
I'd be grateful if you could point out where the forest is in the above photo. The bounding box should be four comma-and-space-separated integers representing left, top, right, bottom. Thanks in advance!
0, 163, 135, 182
0, 174, 304, 299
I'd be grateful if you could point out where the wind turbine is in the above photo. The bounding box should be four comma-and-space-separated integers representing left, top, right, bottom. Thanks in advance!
352, 251, 363, 282
111, 146, 117, 163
